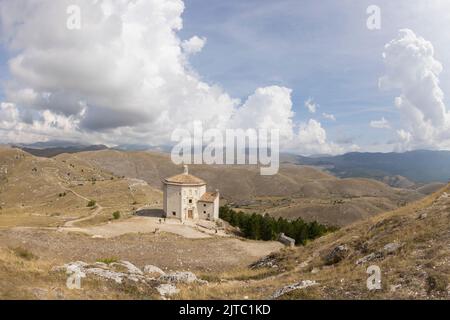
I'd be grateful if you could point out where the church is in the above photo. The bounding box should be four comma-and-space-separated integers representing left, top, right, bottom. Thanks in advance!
163, 166, 219, 222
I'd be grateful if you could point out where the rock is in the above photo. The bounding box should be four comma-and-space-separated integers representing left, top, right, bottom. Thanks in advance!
355, 252, 383, 265
56, 261, 146, 284
111, 261, 143, 275
324, 245, 349, 265
159, 271, 207, 284
250, 254, 279, 269
298, 261, 309, 268
390, 284, 402, 292
269, 280, 318, 299
157, 284, 179, 297
31, 288, 49, 299
383, 242, 403, 254
311, 268, 320, 274
418, 213, 428, 220
84, 267, 127, 284
144, 265, 165, 276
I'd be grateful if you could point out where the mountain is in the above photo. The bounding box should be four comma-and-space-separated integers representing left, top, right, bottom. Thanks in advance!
287, 150, 450, 183
14, 144, 108, 158
0, 146, 430, 226
69, 149, 423, 226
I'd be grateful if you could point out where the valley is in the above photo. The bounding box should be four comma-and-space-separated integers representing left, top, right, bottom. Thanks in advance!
0, 145, 448, 300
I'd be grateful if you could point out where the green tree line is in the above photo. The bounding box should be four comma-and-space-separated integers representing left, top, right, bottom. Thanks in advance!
219, 206, 337, 245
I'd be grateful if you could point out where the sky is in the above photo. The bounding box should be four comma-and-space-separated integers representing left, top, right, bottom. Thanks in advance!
0, 0, 449, 155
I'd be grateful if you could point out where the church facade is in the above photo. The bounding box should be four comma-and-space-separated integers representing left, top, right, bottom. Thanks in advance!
163, 166, 219, 222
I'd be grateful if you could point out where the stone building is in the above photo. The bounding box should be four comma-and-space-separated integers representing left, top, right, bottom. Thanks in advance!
163, 166, 219, 222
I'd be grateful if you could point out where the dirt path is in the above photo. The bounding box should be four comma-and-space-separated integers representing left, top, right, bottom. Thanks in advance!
56, 182, 105, 228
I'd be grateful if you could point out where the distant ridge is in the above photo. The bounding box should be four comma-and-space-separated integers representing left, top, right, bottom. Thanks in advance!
289, 150, 450, 183
14, 144, 108, 158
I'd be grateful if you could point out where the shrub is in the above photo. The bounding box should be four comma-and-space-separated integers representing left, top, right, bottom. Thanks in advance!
112, 211, 121, 220
87, 200, 96, 207
10, 246, 37, 261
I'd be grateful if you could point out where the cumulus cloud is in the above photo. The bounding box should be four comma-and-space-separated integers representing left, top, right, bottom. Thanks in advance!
182, 36, 206, 55
322, 112, 336, 121
0, 0, 342, 155
380, 29, 450, 151
370, 117, 390, 129
284, 119, 343, 155
304, 98, 317, 114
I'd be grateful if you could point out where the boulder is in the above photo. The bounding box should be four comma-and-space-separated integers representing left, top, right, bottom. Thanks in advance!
270, 280, 318, 299
144, 265, 166, 276
383, 242, 403, 254
324, 245, 349, 265
355, 252, 383, 265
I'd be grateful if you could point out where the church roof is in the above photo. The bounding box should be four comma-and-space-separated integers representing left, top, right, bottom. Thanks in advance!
164, 165, 206, 186
199, 192, 219, 203
164, 174, 206, 186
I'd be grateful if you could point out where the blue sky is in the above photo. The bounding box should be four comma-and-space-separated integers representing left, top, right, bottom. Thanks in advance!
0, 0, 449, 153
178, 0, 450, 151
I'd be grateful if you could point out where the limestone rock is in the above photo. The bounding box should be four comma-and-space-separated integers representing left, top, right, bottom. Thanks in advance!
270, 280, 318, 299
144, 265, 165, 276
157, 284, 179, 297
159, 271, 206, 284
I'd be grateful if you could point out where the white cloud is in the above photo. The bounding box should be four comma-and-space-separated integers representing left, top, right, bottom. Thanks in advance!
0, 0, 342, 156
380, 29, 450, 151
284, 119, 343, 155
231, 86, 294, 140
322, 112, 336, 121
182, 36, 206, 55
370, 117, 390, 129
304, 98, 317, 114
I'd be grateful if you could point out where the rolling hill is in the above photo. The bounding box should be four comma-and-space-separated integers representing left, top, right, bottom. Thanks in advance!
70, 149, 424, 226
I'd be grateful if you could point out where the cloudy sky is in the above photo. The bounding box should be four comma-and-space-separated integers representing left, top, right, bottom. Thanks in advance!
0, 0, 449, 155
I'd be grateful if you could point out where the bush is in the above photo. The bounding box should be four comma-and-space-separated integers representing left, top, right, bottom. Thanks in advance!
219, 206, 336, 245
10, 246, 37, 261
87, 200, 96, 207
112, 211, 121, 220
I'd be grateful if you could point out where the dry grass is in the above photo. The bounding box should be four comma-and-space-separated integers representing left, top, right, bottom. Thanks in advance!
177, 184, 450, 300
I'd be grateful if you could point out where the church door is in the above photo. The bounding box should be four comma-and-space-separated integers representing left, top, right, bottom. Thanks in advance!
188, 210, 193, 219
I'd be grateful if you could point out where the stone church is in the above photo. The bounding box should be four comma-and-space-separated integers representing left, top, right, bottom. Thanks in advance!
163, 166, 219, 222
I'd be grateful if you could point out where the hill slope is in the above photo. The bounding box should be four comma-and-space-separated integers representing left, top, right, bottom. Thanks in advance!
183, 184, 450, 299
0, 147, 161, 228
72, 149, 423, 226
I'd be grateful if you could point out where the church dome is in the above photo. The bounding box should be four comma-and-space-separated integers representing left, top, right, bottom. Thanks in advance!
163, 166, 206, 186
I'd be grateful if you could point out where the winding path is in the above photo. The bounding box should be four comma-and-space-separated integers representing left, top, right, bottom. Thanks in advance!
57, 182, 105, 228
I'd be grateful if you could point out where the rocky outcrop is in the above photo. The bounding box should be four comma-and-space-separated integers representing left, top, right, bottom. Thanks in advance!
53, 260, 206, 298
270, 280, 318, 299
